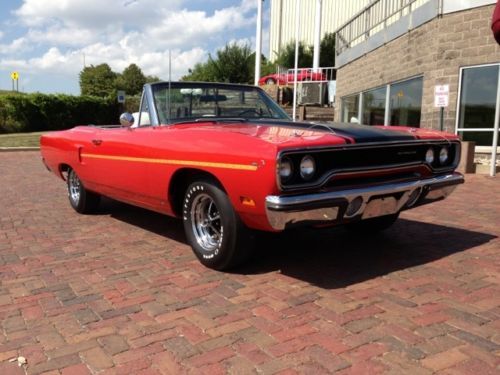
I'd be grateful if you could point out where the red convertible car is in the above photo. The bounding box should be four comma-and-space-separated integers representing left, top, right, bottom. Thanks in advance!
41, 82, 464, 270
258, 69, 326, 85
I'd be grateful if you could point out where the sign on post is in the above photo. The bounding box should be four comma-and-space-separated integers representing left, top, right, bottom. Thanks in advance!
11, 71, 20, 92
117, 90, 126, 104
434, 85, 449, 107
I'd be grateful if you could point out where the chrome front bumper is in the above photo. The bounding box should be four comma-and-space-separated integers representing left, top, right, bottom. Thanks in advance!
265, 173, 464, 230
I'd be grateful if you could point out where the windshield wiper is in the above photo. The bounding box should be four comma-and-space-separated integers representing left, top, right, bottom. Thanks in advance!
194, 117, 249, 123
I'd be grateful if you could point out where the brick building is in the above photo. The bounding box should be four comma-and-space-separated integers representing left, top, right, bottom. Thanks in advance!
334, 0, 500, 159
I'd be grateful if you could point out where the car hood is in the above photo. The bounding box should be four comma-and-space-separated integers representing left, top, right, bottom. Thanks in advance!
170, 120, 454, 149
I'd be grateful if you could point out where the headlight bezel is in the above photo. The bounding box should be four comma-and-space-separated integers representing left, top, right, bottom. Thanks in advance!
299, 155, 316, 181
439, 147, 449, 165
279, 156, 294, 182
425, 147, 435, 164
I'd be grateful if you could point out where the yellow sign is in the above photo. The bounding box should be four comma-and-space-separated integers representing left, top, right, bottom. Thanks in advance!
11, 72, 19, 81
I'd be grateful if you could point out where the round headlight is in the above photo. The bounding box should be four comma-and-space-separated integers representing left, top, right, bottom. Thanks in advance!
300, 155, 316, 180
439, 147, 449, 165
425, 148, 435, 164
279, 157, 293, 181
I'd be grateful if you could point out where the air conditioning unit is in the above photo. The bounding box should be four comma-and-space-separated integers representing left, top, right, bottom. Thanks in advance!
297, 82, 327, 105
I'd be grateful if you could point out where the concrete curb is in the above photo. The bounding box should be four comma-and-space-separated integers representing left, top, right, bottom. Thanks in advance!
0, 147, 40, 152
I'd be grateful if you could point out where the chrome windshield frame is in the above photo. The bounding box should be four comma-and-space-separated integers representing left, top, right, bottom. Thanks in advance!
145, 81, 290, 126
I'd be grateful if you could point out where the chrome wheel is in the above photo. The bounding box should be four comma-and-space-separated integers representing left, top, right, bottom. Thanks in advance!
190, 193, 223, 252
68, 170, 81, 205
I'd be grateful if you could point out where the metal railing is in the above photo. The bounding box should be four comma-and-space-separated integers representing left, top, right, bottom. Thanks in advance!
336, 0, 431, 55
269, 66, 336, 85
285, 67, 336, 83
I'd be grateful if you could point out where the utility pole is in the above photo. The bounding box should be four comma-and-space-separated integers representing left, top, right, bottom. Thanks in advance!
312, 0, 322, 71
292, 0, 301, 121
254, 0, 264, 86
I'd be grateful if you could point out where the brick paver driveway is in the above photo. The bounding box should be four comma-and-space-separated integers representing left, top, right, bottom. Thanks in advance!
1, 151, 499, 374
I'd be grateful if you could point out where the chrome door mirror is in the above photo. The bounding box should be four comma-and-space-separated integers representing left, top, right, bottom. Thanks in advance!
119, 112, 134, 127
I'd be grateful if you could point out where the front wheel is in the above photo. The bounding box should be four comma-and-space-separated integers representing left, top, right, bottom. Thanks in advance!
345, 213, 399, 234
182, 180, 253, 270
67, 169, 100, 214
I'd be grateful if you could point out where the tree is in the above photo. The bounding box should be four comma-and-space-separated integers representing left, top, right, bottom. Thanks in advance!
115, 63, 146, 96
274, 42, 313, 69
182, 61, 217, 82
209, 43, 253, 83
79, 64, 117, 97
146, 75, 161, 84
182, 43, 253, 84
320, 32, 336, 72
248, 52, 275, 80
181, 34, 334, 84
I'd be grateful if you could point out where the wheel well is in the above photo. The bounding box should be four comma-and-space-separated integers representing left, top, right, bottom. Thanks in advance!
59, 163, 71, 180
169, 168, 226, 217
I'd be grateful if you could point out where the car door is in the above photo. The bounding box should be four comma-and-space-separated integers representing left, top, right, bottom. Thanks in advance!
79, 93, 159, 208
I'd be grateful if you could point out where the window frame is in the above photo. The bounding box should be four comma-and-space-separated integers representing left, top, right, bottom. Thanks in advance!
341, 74, 424, 127
455, 63, 500, 153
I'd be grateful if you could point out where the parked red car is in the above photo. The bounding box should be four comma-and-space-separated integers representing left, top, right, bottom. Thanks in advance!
259, 69, 326, 85
41, 82, 464, 270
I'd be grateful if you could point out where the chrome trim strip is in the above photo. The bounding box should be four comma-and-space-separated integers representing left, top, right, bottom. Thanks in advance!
278, 139, 460, 156
266, 173, 464, 230
143, 83, 160, 126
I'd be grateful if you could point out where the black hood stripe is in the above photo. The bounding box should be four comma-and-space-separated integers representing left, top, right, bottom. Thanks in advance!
248, 120, 416, 143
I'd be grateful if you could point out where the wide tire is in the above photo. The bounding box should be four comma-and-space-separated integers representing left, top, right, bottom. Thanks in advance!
67, 169, 100, 214
183, 179, 253, 270
345, 213, 399, 234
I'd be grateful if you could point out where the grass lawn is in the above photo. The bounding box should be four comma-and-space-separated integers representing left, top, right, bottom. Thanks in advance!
0, 132, 46, 148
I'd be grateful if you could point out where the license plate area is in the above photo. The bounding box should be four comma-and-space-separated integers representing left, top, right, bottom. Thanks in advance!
362, 196, 398, 219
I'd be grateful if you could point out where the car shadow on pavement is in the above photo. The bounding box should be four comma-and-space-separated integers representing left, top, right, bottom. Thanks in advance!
99, 197, 187, 243
239, 219, 497, 289
99, 199, 496, 289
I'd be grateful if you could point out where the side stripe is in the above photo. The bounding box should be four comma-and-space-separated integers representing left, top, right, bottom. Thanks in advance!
80, 153, 258, 171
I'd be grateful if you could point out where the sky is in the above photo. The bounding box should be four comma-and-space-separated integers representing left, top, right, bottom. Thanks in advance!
0, 0, 270, 94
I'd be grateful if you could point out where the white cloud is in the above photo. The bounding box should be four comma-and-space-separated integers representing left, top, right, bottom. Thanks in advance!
0, 45, 207, 82
15, 0, 182, 28
2, 0, 261, 92
0, 37, 30, 55
26, 25, 98, 47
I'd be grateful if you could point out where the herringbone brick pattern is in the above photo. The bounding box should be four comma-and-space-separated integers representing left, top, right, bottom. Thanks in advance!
1, 152, 499, 374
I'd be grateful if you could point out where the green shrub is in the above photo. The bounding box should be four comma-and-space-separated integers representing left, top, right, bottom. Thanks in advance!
0, 94, 120, 133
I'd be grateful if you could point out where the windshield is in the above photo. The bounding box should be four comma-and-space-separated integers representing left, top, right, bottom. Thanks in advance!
151, 83, 290, 124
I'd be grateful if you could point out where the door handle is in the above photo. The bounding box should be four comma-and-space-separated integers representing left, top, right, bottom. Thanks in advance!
92, 139, 102, 146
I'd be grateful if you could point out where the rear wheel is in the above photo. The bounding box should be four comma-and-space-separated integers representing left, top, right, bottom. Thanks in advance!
345, 213, 399, 234
183, 179, 253, 270
67, 169, 100, 214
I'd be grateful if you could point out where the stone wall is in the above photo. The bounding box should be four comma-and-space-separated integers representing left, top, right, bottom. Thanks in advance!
335, 4, 500, 133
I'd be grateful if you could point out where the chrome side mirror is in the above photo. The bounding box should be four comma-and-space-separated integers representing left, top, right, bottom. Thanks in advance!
120, 112, 134, 127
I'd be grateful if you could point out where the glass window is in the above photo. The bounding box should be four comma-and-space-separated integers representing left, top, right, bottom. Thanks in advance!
389, 77, 423, 127
138, 93, 151, 126
341, 94, 359, 123
151, 84, 290, 124
362, 87, 386, 125
458, 66, 498, 130
461, 131, 497, 147
457, 65, 500, 148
